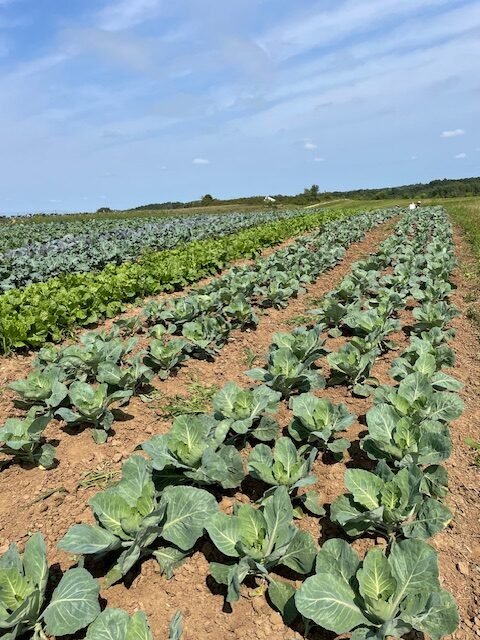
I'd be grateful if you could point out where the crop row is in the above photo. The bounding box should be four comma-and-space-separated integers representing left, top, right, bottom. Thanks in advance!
0, 208, 329, 291
0, 208, 322, 254
0, 206, 371, 353
0, 207, 461, 639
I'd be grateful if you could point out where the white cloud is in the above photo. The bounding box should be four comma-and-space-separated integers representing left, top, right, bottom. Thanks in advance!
441, 128, 465, 138
454, 152, 467, 159
411, 155, 417, 160
97, 0, 163, 32
193, 157, 209, 165
314, 157, 325, 162
304, 142, 317, 150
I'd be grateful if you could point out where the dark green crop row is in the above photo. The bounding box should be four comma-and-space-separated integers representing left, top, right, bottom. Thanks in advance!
0, 208, 354, 353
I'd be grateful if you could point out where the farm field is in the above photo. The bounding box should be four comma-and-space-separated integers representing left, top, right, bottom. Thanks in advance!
0, 203, 478, 640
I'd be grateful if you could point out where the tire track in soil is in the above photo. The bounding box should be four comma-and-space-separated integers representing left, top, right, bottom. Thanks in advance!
0, 216, 414, 640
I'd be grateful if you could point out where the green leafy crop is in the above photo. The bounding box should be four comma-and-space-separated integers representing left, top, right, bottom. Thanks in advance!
296, 538, 458, 639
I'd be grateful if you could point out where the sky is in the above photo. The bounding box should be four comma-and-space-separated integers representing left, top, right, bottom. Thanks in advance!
0, 0, 479, 213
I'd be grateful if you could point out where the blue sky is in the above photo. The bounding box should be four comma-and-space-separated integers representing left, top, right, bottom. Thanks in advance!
0, 0, 479, 213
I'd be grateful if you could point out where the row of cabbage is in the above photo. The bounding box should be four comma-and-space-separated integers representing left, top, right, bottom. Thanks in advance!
0, 209, 323, 254
2, 208, 462, 639
0, 206, 367, 352
0, 208, 322, 291
287, 207, 461, 639
0, 207, 396, 460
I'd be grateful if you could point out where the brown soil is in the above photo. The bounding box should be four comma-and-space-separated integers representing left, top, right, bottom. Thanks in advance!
0, 217, 478, 640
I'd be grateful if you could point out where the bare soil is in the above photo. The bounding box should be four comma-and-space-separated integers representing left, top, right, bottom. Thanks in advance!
0, 218, 478, 640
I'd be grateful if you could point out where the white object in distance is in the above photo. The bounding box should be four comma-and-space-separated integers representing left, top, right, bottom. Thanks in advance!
409, 202, 416, 210
264, 196, 276, 203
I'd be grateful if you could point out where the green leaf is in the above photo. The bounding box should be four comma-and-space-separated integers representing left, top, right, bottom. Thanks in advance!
160, 486, 218, 551
59, 524, 122, 555
268, 579, 298, 625
402, 590, 459, 640
344, 469, 382, 510
85, 608, 129, 640
168, 611, 183, 640
43, 568, 101, 636
127, 611, 154, 640
315, 538, 360, 584
357, 548, 396, 620
280, 530, 316, 575
153, 547, 188, 579
206, 512, 241, 558
22, 533, 48, 591
389, 539, 439, 607
295, 572, 370, 634
402, 498, 452, 539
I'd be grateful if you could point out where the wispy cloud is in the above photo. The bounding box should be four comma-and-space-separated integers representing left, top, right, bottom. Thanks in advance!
193, 157, 209, 165
454, 152, 467, 159
97, 0, 163, 32
441, 128, 465, 138
314, 157, 325, 162
304, 142, 317, 150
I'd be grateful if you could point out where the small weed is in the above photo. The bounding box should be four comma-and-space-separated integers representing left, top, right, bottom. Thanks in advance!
465, 437, 480, 466
243, 347, 259, 368
156, 380, 218, 418
285, 314, 311, 327
466, 305, 480, 327
306, 296, 324, 306
78, 464, 120, 490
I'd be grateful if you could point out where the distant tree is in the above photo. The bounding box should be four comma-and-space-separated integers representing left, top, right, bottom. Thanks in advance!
97, 207, 112, 213
201, 194, 214, 205
303, 184, 320, 200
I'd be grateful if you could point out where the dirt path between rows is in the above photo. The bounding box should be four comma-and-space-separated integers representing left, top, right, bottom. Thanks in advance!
0, 216, 478, 640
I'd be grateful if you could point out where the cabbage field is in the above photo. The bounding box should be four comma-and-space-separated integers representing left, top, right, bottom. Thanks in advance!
0, 204, 478, 640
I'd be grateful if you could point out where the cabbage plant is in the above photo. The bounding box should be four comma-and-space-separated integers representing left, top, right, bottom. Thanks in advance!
143, 338, 189, 379
247, 437, 324, 515
0, 408, 55, 469
140, 414, 244, 490
223, 295, 258, 328
270, 325, 328, 365
330, 467, 452, 541
182, 316, 230, 358
373, 372, 464, 424
84, 608, 154, 640
59, 456, 218, 586
247, 348, 325, 398
0, 533, 101, 639
206, 487, 316, 603
288, 393, 353, 458
96, 354, 154, 393
52, 333, 136, 382
9, 369, 68, 413
56, 382, 132, 443
212, 382, 280, 442
390, 351, 460, 392
362, 404, 452, 467
327, 343, 379, 396
296, 538, 458, 639
412, 301, 458, 333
